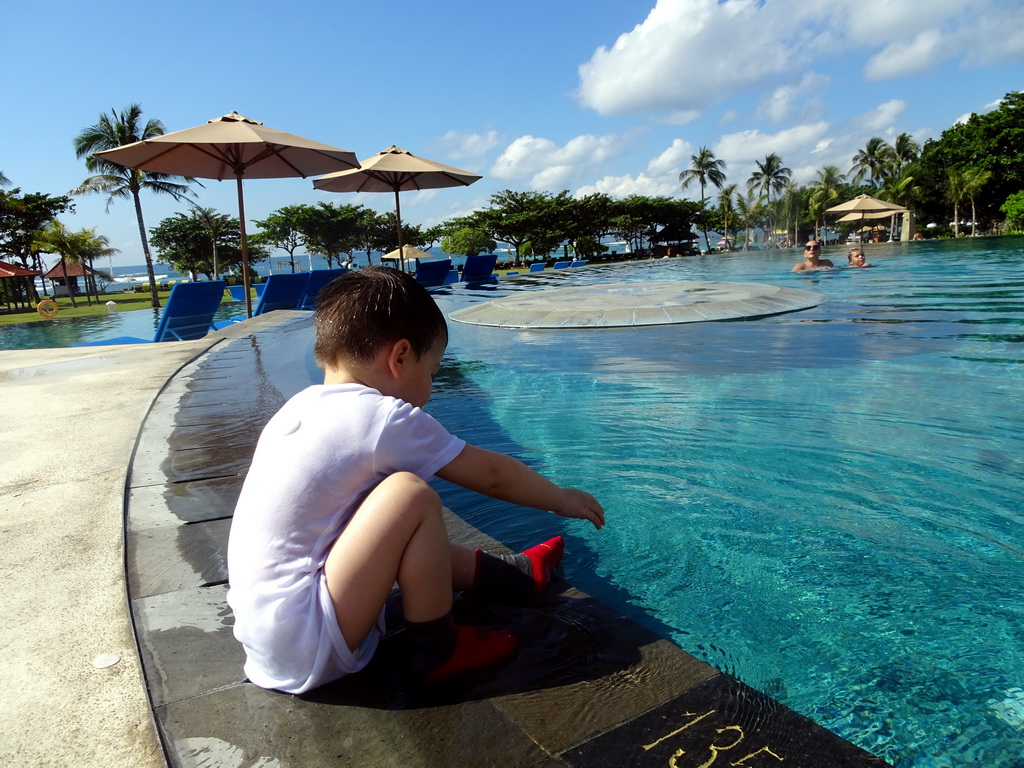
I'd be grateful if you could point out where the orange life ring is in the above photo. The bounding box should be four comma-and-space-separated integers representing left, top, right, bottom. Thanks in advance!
37, 300, 59, 319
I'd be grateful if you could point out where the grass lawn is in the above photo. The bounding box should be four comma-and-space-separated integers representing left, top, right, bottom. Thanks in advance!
0, 290, 175, 326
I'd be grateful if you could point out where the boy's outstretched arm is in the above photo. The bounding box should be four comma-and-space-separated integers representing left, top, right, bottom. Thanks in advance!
435, 444, 605, 530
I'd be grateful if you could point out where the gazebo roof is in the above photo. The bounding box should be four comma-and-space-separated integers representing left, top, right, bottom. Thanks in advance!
0, 259, 41, 278
42, 260, 98, 279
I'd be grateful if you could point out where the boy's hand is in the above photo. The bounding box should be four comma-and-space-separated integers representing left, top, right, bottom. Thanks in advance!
555, 488, 605, 530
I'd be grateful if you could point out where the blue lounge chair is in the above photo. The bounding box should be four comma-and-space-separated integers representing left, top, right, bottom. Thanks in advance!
553, 260, 572, 269
298, 268, 348, 310
75, 280, 227, 346
529, 263, 547, 272
413, 259, 453, 288
570, 260, 588, 267
227, 285, 247, 302
252, 273, 310, 315
461, 254, 498, 283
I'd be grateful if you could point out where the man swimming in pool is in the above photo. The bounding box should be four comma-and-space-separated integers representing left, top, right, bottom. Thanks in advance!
793, 240, 837, 271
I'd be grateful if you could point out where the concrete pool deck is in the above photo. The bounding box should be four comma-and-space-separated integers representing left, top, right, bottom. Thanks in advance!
1, 310, 888, 767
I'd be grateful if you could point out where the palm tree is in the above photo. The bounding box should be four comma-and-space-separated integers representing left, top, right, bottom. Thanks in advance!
946, 169, 969, 237
963, 167, 993, 236
0, 170, 10, 187
891, 133, 920, 174
733, 190, 761, 251
879, 170, 920, 241
33, 220, 83, 308
747, 153, 791, 248
808, 166, 846, 239
850, 137, 895, 187
73, 104, 195, 308
78, 228, 119, 298
192, 206, 233, 279
717, 184, 737, 248
679, 147, 727, 253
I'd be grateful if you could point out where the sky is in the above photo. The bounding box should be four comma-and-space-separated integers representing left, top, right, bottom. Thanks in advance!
4, 0, 1024, 267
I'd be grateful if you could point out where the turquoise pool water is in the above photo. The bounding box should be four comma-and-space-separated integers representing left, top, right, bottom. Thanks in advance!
0, 302, 246, 350
422, 239, 1024, 767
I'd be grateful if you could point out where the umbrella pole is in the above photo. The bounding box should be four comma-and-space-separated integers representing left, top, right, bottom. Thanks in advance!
394, 188, 405, 271
236, 173, 253, 318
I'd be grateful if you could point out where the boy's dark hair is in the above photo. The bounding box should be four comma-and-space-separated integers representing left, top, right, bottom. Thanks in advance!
313, 267, 447, 369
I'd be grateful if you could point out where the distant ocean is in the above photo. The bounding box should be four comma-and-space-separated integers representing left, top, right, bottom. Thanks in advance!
98, 248, 486, 289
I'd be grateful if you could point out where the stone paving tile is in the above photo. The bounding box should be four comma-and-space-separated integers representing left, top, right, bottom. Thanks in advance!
128, 518, 230, 598
128, 475, 244, 530
130, 443, 254, 487
156, 683, 549, 768
561, 674, 888, 767
133, 584, 243, 707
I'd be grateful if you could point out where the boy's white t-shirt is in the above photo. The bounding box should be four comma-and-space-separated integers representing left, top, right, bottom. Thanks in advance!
226, 383, 466, 694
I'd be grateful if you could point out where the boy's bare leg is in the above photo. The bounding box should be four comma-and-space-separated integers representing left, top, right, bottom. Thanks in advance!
324, 472, 452, 651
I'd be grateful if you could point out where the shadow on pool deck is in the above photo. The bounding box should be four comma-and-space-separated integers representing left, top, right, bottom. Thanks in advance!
125, 317, 890, 767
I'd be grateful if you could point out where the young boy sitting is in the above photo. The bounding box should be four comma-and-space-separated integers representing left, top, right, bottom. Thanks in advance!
227, 267, 605, 694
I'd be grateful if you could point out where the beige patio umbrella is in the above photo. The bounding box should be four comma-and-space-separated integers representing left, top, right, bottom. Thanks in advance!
312, 146, 481, 268
94, 111, 359, 317
827, 194, 908, 244
825, 193, 907, 216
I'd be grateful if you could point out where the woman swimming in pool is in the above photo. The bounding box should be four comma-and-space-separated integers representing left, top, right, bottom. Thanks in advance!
792, 241, 837, 271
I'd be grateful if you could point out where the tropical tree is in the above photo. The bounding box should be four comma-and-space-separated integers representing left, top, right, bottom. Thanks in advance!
1000, 191, 1024, 233
717, 184, 737, 247
747, 153, 791, 248
808, 166, 846, 239
679, 147, 727, 252
251, 205, 311, 273
890, 133, 921, 174
192, 207, 234, 278
150, 209, 253, 280
32, 220, 89, 307
441, 227, 496, 259
946, 169, 969, 237
0, 171, 10, 187
733, 190, 761, 251
849, 137, 895, 187
877, 170, 920, 240
73, 104, 196, 308
298, 202, 366, 267
77, 229, 119, 300
0, 188, 73, 269
963, 167, 993, 236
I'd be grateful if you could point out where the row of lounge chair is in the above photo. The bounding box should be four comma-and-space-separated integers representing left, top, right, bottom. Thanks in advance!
76, 256, 590, 346
74, 268, 348, 346
413, 253, 499, 287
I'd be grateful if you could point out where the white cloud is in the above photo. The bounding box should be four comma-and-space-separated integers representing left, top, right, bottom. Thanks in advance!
577, 0, 811, 116
437, 130, 499, 162
646, 138, 696, 177
864, 30, 947, 80
756, 73, 829, 123
577, 0, 1024, 116
575, 173, 678, 199
656, 110, 701, 126
490, 132, 633, 189
856, 99, 908, 132
714, 122, 832, 166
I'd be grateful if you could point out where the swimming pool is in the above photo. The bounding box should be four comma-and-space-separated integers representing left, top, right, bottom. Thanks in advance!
0, 302, 245, 350
420, 239, 1023, 767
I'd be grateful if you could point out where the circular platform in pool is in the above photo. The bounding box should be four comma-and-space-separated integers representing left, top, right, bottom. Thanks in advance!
448, 280, 826, 329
